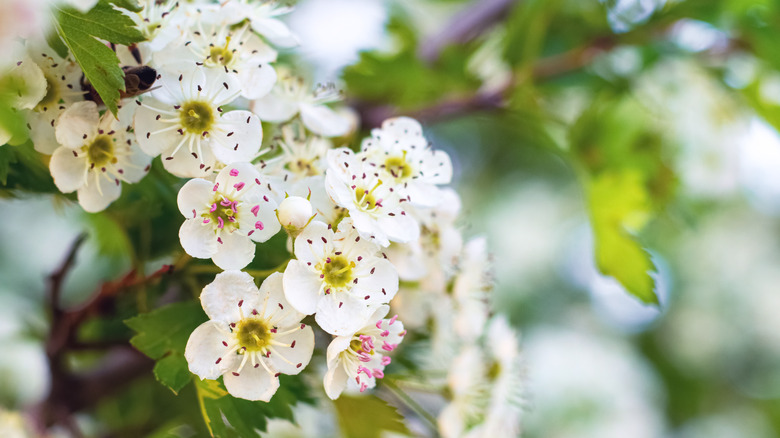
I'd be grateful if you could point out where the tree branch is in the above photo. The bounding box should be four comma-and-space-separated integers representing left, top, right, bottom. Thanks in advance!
418, 0, 520, 63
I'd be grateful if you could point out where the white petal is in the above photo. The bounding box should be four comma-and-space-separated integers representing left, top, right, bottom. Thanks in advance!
7, 57, 46, 110
237, 64, 277, 100
292, 220, 329, 264
242, 32, 279, 63
49, 146, 87, 193
251, 17, 299, 48
282, 260, 322, 315
240, 194, 281, 243
211, 232, 256, 271
326, 336, 351, 365
268, 325, 314, 375
315, 293, 372, 336
378, 213, 419, 244
352, 258, 398, 306
210, 111, 262, 164
350, 211, 390, 247
214, 162, 262, 196
55, 101, 99, 149
403, 182, 444, 208
299, 103, 349, 137
177, 178, 213, 218
420, 149, 453, 185
259, 272, 305, 327
179, 219, 218, 259
323, 361, 349, 400
201, 270, 262, 323
185, 320, 234, 380
223, 363, 280, 401
77, 174, 122, 213
117, 141, 152, 184
381, 117, 424, 138
161, 136, 217, 178
27, 109, 60, 155
250, 90, 298, 123
133, 99, 183, 157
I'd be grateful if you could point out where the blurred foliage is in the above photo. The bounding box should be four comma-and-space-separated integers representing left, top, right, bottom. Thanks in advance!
333, 394, 410, 438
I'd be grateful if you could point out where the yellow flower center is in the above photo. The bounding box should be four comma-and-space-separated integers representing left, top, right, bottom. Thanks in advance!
322, 255, 354, 288
235, 318, 271, 352
86, 135, 116, 167
179, 101, 214, 134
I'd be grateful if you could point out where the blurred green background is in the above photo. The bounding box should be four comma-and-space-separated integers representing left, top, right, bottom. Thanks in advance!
4, 0, 780, 436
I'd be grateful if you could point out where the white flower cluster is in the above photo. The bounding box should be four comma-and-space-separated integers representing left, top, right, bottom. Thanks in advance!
6, 0, 523, 435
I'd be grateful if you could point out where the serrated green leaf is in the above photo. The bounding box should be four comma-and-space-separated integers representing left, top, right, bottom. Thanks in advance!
107, 0, 144, 13
126, 301, 207, 392
53, 2, 145, 115
333, 395, 410, 438
154, 354, 193, 395
45, 30, 69, 59
194, 375, 313, 438
588, 171, 658, 304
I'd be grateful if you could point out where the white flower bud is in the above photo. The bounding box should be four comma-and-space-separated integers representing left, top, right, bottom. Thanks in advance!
277, 196, 313, 234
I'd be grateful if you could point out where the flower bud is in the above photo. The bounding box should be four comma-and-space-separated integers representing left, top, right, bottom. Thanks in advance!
277, 196, 314, 237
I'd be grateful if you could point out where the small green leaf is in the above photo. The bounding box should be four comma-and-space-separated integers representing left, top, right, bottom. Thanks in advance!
126, 301, 208, 392
333, 395, 410, 438
154, 354, 193, 395
53, 2, 145, 115
588, 170, 658, 304
0, 145, 19, 184
194, 375, 313, 438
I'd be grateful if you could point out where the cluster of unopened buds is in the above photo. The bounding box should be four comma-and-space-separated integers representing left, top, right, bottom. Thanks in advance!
2, 0, 523, 435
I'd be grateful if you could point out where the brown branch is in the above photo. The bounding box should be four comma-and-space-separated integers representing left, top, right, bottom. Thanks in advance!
418, 0, 521, 63
31, 245, 181, 434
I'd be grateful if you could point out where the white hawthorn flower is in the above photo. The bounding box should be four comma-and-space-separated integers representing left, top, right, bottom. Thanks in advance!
134, 67, 261, 178
185, 271, 314, 401
439, 316, 524, 438
49, 101, 151, 213
452, 237, 493, 343
251, 70, 350, 137
283, 218, 398, 335
222, 0, 299, 48
361, 116, 453, 207
177, 162, 281, 270
323, 305, 406, 399
325, 148, 419, 247
258, 123, 331, 184
22, 45, 84, 154
128, 0, 182, 51
154, 17, 277, 100
387, 187, 462, 290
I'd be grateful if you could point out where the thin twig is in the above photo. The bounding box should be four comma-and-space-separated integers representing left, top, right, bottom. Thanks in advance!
383, 379, 439, 433
48, 233, 87, 314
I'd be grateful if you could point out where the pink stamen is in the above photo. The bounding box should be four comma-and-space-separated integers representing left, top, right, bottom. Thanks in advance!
382, 342, 396, 352
375, 320, 383, 329
381, 356, 392, 366
255, 221, 264, 230
217, 217, 224, 229
234, 182, 245, 191
220, 199, 232, 207
251, 205, 259, 217
210, 203, 218, 212
203, 218, 210, 224
372, 369, 384, 379
389, 315, 398, 325
359, 382, 368, 392
229, 168, 239, 176
212, 183, 219, 192
380, 330, 389, 337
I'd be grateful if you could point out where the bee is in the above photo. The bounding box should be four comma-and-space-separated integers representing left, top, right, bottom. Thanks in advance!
81, 44, 158, 106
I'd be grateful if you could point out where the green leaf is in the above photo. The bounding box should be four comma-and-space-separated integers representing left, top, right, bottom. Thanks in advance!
83, 212, 132, 260
154, 354, 193, 395
333, 395, 410, 438
126, 301, 208, 392
52, 2, 145, 115
503, 0, 562, 69
45, 30, 69, 59
108, 0, 144, 13
588, 170, 658, 304
194, 375, 313, 438
0, 145, 19, 184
